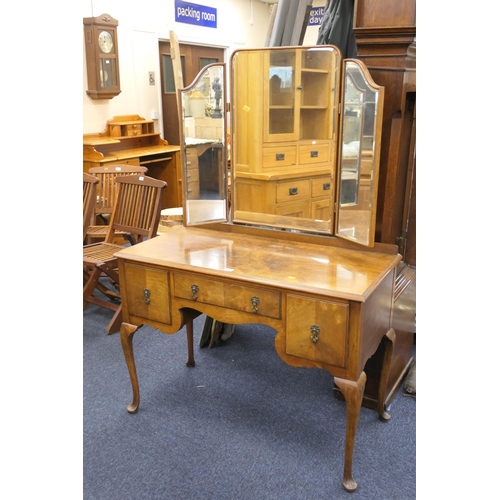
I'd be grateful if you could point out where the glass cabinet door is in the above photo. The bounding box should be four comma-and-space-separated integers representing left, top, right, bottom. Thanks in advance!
263, 48, 339, 144
264, 50, 298, 142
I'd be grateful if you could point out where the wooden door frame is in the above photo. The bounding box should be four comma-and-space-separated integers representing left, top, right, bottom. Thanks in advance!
158, 40, 226, 146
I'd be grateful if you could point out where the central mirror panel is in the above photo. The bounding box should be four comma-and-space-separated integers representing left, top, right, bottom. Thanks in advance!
231, 46, 341, 234
179, 63, 227, 226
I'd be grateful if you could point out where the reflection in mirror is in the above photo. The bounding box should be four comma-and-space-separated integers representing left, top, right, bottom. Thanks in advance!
336, 60, 383, 247
231, 46, 341, 234
179, 63, 227, 226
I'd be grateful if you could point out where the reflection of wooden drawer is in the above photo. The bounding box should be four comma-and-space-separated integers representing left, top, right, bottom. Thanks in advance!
186, 148, 199, 169
298, 143, 330, 165
286, 295, 348, 367
185, 148, 200, 199
123, 264, 172, 324
263, 146, 296, 169
173, 273, 281, 319
311, 176, 332, 198
276, 178, 309, 203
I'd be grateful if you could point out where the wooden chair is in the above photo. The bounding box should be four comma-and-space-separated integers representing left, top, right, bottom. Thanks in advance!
83, 174, 167, 334
83, 172, 100, 243
85, 164, 148, 243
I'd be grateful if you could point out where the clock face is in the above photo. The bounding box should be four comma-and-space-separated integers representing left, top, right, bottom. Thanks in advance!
98, 31, 114, 54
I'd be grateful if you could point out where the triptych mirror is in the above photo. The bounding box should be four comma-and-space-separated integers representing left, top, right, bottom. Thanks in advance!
177, 46, 384, 247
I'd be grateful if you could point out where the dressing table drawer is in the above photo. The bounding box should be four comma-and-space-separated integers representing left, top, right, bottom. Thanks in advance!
285, 295, 348, 368
122, 264, 172, 324
173, 273, 281, 319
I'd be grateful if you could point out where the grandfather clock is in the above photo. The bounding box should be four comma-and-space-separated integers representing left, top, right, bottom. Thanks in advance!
83, 13, 121, 100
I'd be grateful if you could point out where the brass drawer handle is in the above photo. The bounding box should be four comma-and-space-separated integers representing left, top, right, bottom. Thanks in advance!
323, 183, 331, 190
143, 289, 151, 305
310, 150, 318, 158
191, 284, 199, 301
310, 325, 320, 344
276, 153, 285, 161
289, 187, 298, 196
251, 296, 260, 314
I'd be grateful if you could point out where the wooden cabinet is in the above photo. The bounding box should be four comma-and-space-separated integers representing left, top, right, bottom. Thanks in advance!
83, 115, 182, 209
232, 47, 340, 224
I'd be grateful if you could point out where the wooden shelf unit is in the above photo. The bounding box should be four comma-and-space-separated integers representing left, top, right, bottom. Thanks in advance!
83, 115, 182, 209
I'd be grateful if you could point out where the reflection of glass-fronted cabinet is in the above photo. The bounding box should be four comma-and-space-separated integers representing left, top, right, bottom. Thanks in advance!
232, 47, 340, 233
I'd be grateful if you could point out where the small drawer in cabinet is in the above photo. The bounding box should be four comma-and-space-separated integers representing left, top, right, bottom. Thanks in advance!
125, 124, 143, 136
285, 295, 348, 368
173, 274, 281, 319
263, 146, 297, 169
122, 263, 172, 324
298, 143, 330, 165
311, 176, 332, 198
276, 178, 310, 203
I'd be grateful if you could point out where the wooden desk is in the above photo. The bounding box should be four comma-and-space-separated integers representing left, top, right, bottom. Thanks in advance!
83, 115, 182, 209
115, 224, 401, 492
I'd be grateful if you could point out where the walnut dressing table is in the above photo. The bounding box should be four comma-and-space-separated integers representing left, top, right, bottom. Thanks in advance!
116, 224, 400, 492
114, 46, 404, 492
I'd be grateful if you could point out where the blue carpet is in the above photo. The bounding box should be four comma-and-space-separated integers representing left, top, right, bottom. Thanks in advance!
83, 304, 416, 499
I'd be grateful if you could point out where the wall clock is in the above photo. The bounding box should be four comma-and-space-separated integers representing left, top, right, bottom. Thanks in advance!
83, 14, 121, 100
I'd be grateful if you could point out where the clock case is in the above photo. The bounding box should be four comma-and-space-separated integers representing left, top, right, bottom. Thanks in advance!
83, 13, 121, 100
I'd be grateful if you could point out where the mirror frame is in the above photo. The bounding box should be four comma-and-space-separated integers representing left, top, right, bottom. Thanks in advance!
177, 62, 228, 227
335, 58, 385, 247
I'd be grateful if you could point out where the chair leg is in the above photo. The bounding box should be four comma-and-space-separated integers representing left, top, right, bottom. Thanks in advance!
106, 306, 122, 335
97, 261, 120, 284
84, 267, 118, 298
83, 266, 102, 310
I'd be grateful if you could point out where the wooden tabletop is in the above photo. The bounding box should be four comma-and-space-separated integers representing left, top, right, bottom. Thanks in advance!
115, 226, 400, 302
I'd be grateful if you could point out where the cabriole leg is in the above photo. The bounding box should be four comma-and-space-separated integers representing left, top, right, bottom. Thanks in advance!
120, 322, 140, 414
334, 371, 367, 493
